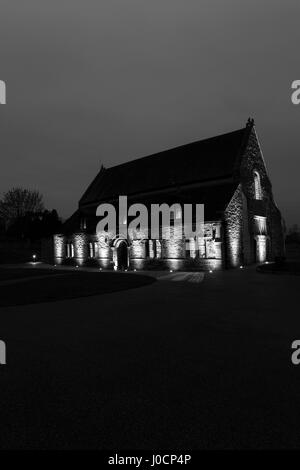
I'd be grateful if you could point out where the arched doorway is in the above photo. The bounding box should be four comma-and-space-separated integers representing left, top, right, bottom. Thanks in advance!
116, 240, 128, 270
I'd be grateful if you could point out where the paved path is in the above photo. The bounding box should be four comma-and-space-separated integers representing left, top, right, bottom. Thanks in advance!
0, 264, 205, 285
155, 271, 205, 283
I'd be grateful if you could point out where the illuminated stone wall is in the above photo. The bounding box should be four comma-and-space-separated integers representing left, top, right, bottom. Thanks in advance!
52, 221, 225, 271
130, 239, 146, 259
54, 234, 66, 265
224, 186, 243, 267
72, 232, 89, 266
160, 224, 185, 259
41, 237, 55, 264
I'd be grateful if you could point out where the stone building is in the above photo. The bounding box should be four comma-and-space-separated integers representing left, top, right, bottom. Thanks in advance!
50, 119, 285, 271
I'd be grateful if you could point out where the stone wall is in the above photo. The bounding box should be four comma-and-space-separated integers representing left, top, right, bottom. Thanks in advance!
52, 220, 224, 271
238, 127, 285, 262
224, 186, 243, 267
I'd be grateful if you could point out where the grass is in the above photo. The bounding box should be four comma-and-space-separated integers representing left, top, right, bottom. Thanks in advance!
0, 269, 156, 307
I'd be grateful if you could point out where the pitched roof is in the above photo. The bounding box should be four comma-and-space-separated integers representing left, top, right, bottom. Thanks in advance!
79, 123, 251, 207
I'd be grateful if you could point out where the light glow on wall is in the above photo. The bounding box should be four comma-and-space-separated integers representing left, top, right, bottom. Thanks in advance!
131, 240, 145, 259
130, 259, 145, 270
254, 216, 267, 235
254, 171, 263, 200
256, 235, 267, 263
229, 238, 240, 267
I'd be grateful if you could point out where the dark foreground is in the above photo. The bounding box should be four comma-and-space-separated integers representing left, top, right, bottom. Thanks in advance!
0, 266, 299, 449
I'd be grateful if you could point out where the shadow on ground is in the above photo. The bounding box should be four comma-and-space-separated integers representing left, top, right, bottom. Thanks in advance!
0, 269, 156, 307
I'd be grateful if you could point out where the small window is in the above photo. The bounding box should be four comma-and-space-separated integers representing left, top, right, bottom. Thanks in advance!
254, 171, 262, 200
186, 238, 196, 258
149, 240, 155, 259
89, 242, 94, 258
254, 216, 267, 235
185, 239, 191, 258
66, 243, 74, 258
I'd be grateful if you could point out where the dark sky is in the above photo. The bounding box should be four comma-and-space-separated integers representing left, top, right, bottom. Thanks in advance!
0, 0, 299, 226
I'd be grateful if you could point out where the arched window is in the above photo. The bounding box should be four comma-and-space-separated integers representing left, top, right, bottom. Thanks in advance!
254, 171, 262, 200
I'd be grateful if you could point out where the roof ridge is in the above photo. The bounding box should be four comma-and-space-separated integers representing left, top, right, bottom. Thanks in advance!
106, 126, 247, 171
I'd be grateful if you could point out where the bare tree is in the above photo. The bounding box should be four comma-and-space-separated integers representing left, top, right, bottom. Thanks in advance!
0, 187, 44, 227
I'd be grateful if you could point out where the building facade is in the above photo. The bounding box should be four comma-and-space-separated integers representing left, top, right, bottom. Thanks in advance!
49, 119, 285, 271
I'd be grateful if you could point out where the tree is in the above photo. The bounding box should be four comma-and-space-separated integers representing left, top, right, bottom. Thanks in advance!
4, 209, 62, 241
0, 188, 44, 229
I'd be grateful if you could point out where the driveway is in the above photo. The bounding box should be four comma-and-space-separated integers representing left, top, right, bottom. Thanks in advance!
0, 267, 299, 449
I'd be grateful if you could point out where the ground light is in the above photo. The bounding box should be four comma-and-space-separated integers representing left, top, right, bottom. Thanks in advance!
209, 270, 213, 273
240, 265, 244, 269
169, 270, 173, 273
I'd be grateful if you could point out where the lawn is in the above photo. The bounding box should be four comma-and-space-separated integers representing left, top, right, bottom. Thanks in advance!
0, 270, 156, 307
0, 267, 67, 281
